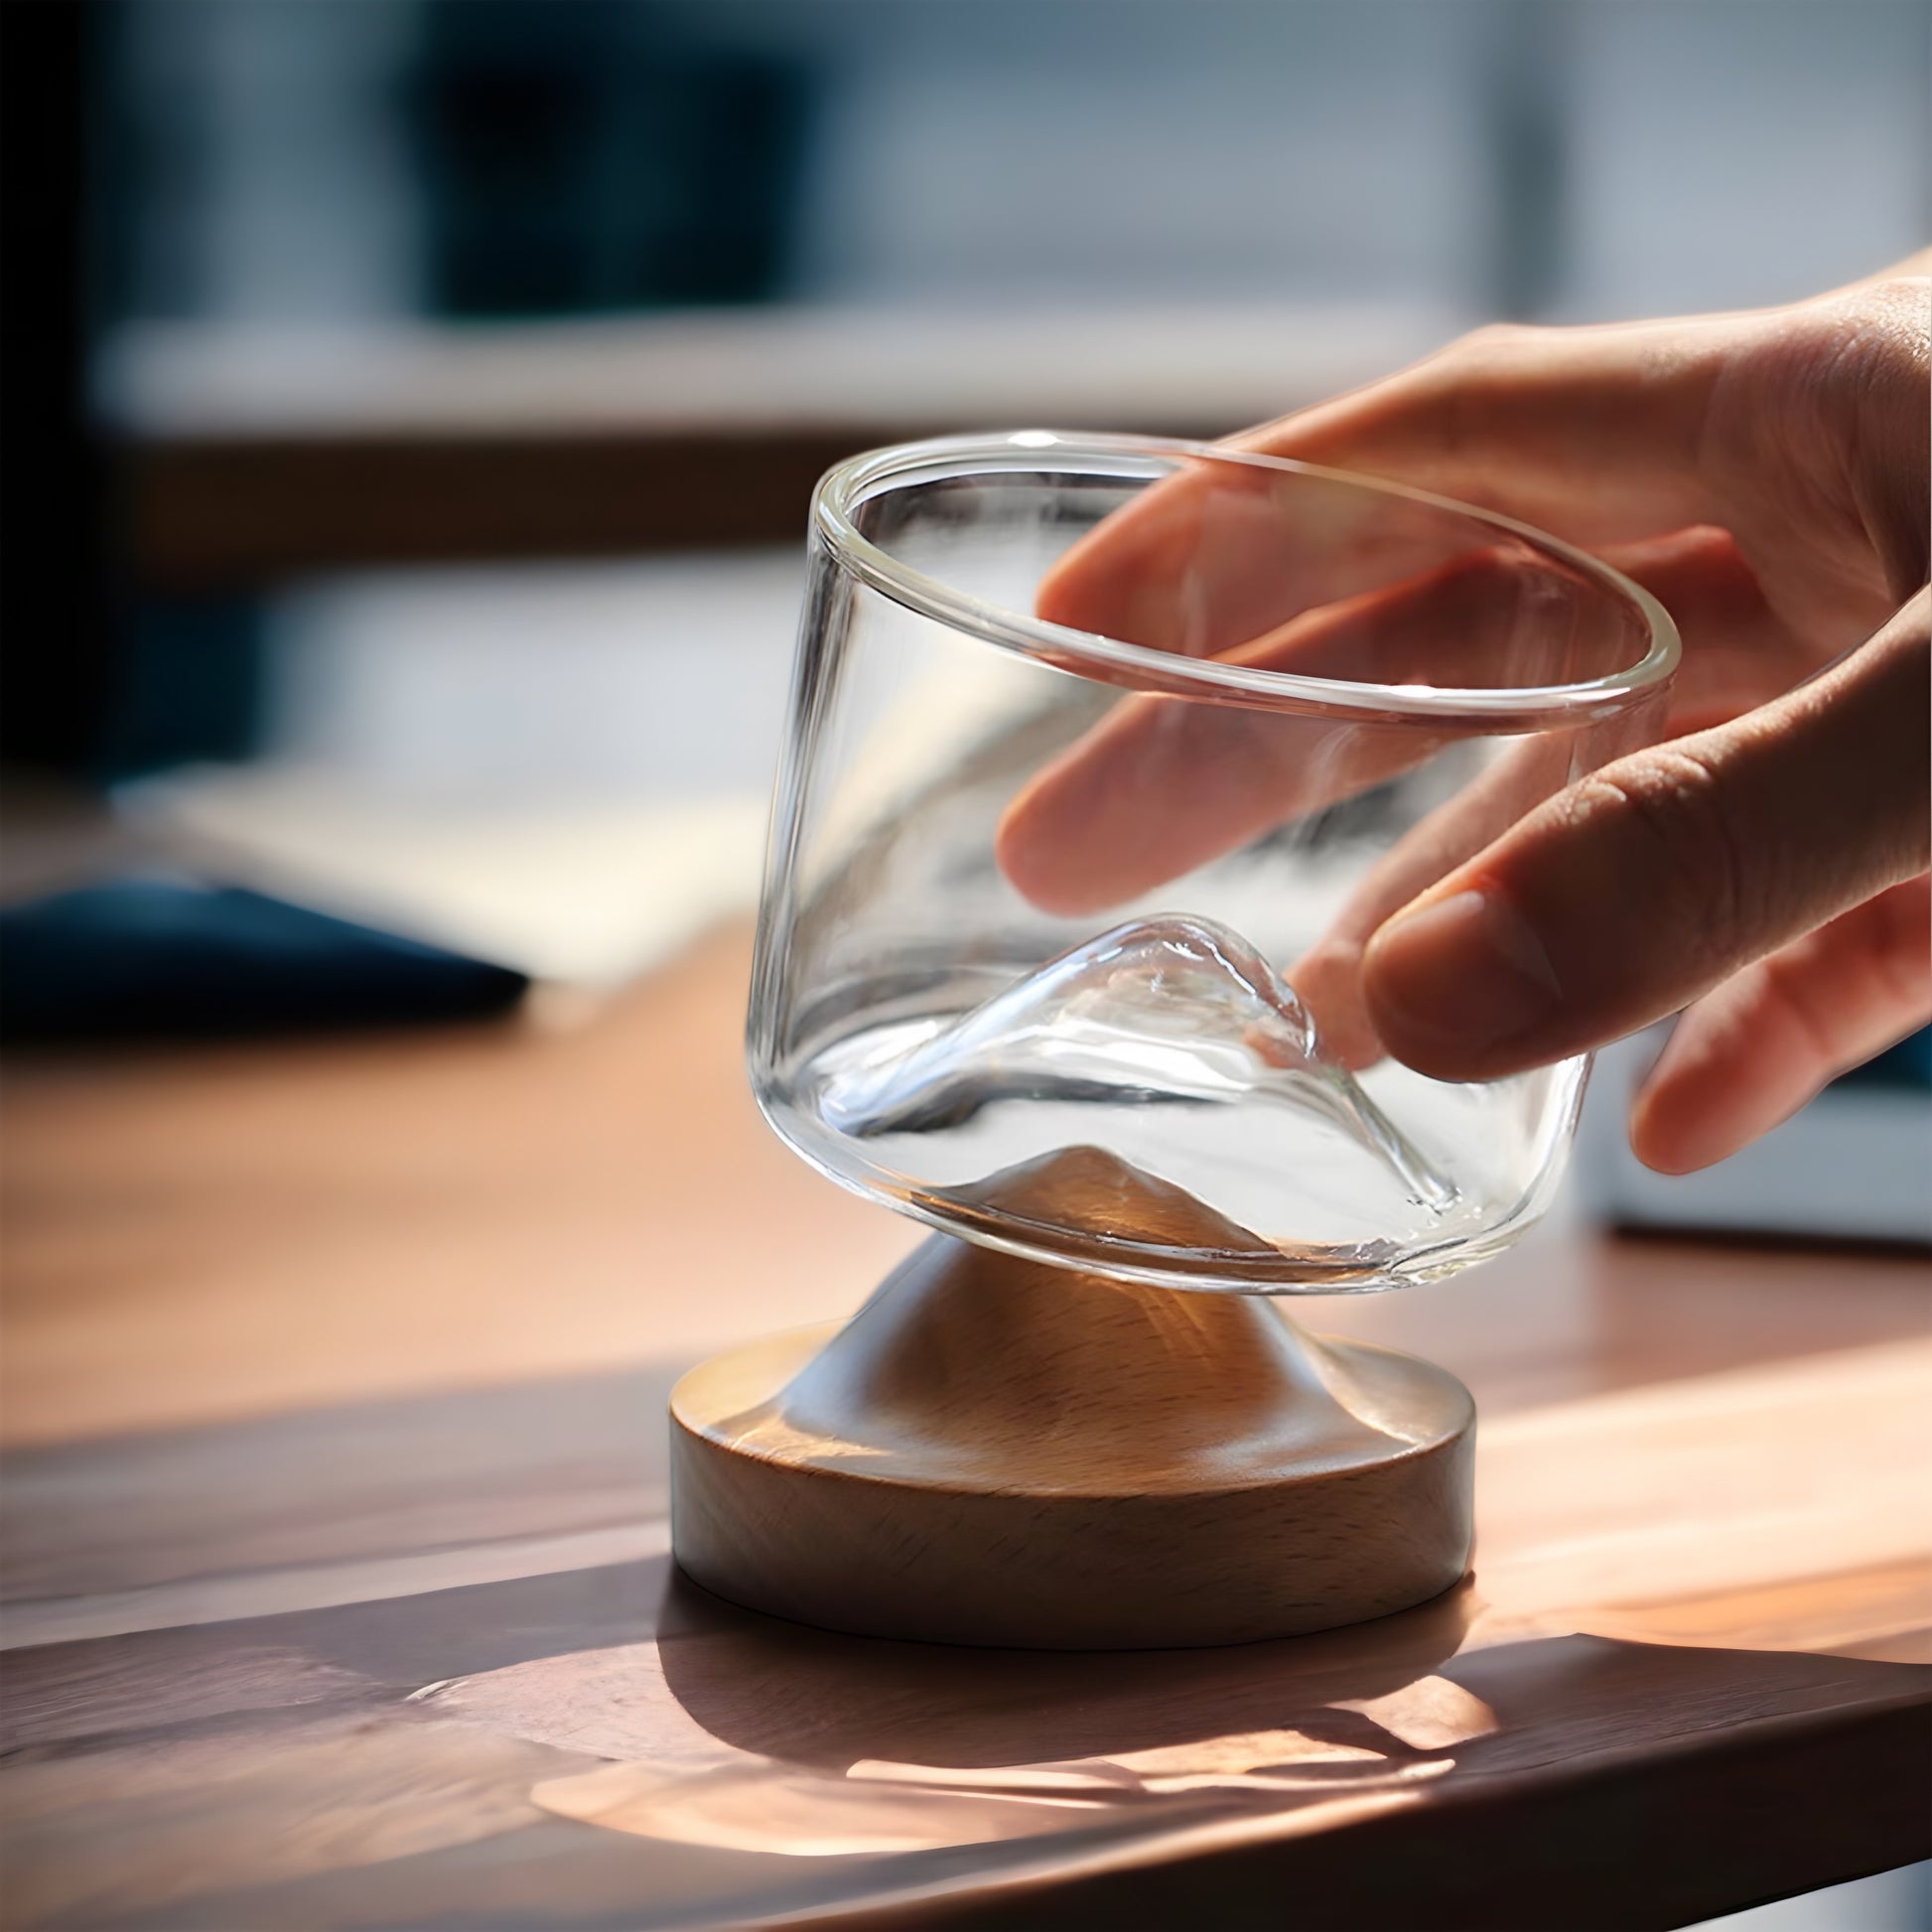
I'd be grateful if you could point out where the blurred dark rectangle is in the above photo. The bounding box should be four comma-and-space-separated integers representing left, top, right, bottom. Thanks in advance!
125, 427, 895, 590
0, 0, 115, 768
407, 8, 810, 316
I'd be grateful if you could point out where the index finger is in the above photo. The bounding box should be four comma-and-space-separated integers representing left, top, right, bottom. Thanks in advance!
1036, 312, 1736, 658
1000, 536, 1658, 918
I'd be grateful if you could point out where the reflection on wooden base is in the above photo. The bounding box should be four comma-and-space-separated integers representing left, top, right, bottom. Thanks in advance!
669, 1229, 1474, 1648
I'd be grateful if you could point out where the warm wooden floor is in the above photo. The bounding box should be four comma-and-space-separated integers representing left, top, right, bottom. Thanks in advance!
3, 926, 1928, 1929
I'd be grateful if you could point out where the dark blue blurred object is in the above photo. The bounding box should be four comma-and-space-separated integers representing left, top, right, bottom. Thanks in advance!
100, 596, 268, 781
408, 0, 810, 315
0, 880, 529, 1042
1836, 1027, 1932, 1091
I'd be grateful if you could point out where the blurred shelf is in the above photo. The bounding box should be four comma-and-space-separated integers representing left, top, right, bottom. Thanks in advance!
104, 303, 1456, 588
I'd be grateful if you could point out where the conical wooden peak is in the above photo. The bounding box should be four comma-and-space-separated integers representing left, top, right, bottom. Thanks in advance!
944, 1144, 1289, 1262
778, 1236, 1334, 1484
689, 1150, 1456, 1491
930, 1141, 1304, 1283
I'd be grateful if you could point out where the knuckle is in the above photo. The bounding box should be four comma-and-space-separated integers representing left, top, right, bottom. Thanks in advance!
1419, 324, 1549, 467
1757, 949, 1845, 1071
1872, 938, 1932, 1021
1804, 287, 1929, 396
1449, 320, 1540, 362
1575, 746, 1763, 963
1812, 276, 1930, 349
1865, 885, 1932, 1009
1737, 286, 1930, 466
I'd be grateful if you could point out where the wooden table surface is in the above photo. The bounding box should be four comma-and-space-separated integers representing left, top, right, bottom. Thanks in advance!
3, 928, 1928, 1930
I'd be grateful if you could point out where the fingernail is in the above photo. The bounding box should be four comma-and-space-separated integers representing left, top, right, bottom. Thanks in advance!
1366, 888, 1563, 1066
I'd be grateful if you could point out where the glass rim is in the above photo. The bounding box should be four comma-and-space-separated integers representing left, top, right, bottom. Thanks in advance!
813, 430, 1681, 725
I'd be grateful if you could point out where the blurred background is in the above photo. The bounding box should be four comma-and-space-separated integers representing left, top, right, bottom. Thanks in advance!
4, 0, 1925, 1236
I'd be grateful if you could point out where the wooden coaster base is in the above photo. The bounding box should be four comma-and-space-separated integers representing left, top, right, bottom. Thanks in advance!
670, 1230, 1473, 1650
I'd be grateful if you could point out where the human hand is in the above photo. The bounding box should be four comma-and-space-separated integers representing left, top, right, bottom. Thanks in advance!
998, 264, 1930, 1172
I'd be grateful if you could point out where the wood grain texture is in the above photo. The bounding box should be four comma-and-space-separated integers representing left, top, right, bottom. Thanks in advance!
5, 1351, 1926, 1931
0, 927, 915, 1448
2, 926, 1929, 1927
672, 1216, 1472, 1647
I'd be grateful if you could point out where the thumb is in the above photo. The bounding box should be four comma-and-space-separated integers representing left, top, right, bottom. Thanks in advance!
1360, 590, 1931, 1083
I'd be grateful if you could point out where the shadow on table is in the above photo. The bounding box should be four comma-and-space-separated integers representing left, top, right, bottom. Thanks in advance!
8, 1551, 1926, 1931
656, 1560, 1478, 1771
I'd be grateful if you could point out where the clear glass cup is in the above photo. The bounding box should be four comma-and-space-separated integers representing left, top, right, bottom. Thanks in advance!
749, 432, 1677, 1293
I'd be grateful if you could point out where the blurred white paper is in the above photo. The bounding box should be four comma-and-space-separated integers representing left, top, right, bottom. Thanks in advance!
117, 765, 766, 987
